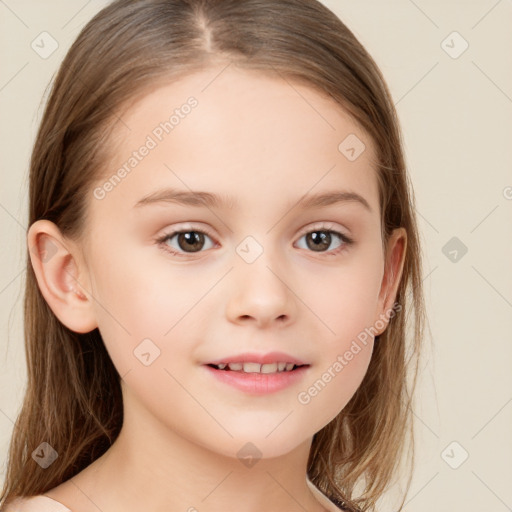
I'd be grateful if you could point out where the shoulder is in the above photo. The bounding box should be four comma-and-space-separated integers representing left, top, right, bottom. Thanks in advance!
306, 476, 358, 512
2, 495, 73, 512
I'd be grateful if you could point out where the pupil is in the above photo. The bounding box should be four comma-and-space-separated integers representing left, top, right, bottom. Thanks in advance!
178, 231, 204, 252
308, 231, 330, 251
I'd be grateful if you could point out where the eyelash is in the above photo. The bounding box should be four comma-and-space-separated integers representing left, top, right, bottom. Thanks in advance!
156, 223, 354, 258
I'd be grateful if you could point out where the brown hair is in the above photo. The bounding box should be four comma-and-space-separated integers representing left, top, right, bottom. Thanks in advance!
1, 1, 425, 510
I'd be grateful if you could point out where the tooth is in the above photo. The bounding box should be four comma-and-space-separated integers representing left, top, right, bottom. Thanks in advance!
242, 362, 261, 373
261, 363, 278, 374
223, 362, 297, 373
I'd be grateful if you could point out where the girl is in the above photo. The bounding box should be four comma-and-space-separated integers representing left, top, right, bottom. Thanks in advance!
0, 1, 425, 511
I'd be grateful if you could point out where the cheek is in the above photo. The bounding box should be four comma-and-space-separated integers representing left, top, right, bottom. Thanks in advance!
295, 249, 382, 420
305, 250, 383, 342
87, 251, 207, 434
297, 310, 375, 430
84, 240, 160, 361
87, 238, 216, 378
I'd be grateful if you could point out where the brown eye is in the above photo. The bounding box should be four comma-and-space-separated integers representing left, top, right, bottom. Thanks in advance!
296, 228, 353, 255
306, 231, 332, 252
175, 231, 205, 252
158, 229, 216, 256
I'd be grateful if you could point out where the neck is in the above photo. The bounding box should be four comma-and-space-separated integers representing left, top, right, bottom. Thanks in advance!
67, 387, 328, 512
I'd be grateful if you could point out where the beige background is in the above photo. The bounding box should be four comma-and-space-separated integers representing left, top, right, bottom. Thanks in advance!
1, 1, 511, 510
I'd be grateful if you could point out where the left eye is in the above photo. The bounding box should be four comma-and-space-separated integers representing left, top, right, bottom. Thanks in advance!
295, 229, 352, 254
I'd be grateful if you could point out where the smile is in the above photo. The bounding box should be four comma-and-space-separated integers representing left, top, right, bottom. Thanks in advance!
203, 363, 310, 394
208, 362, 306, 373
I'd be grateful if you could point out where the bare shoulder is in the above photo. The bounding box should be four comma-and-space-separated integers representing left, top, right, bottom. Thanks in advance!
42, 480, 81, 511
2, 493, 72, 512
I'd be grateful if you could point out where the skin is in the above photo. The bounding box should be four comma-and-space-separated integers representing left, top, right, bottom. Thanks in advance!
28, 64, 406, 512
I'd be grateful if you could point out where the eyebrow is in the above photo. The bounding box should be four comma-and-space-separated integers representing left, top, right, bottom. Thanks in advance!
134, 187, 372, 212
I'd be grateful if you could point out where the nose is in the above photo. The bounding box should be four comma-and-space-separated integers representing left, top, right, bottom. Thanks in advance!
225, 250, 297, 329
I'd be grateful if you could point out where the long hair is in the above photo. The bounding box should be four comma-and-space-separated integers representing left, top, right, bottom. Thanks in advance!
1, 1, 426, 510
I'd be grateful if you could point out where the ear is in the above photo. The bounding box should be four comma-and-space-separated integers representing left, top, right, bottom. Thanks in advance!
374, 227, 407, 335
27, 219, 98, 334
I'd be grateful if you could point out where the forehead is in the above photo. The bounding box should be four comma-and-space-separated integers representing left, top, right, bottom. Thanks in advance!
92, 65, 379, 220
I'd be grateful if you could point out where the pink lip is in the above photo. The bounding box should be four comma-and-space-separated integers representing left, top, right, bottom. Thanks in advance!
203, 364, 310, 395
205, 351, 308, 365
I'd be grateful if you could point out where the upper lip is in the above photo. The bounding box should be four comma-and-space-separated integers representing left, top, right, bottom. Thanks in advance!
205, 351, 309, 366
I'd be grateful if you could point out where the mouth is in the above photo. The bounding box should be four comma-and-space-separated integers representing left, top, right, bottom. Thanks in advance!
203, 352, 311, 395
202, 351, 311, 394
203, 362, 311, 394
204, 351, 309, 372
205, 362, 310, 374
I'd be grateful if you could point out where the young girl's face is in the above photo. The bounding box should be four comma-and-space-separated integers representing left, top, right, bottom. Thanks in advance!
51, 65, 404, 459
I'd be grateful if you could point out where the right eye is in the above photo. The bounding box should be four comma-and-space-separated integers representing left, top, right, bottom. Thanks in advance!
156, 228, 217, 257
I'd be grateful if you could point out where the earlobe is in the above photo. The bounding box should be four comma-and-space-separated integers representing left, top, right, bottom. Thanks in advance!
27, 220, 98, 334
375, 227, 407, 335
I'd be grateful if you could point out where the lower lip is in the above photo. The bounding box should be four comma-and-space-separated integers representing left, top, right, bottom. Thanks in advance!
203, 365, 310, 395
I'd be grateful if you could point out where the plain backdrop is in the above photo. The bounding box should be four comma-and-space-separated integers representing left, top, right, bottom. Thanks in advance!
1, 1, 511, 510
